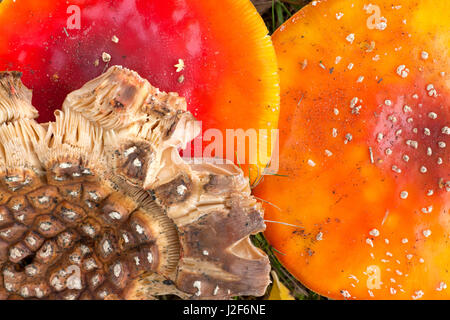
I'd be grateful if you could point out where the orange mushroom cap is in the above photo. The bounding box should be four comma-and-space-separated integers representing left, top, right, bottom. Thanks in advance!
256, 0, 449, 299
0, 0, 279, 181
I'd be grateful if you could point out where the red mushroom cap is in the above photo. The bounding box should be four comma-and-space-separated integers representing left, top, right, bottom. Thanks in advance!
0, 0, 280, 180
256, 0, 449, 299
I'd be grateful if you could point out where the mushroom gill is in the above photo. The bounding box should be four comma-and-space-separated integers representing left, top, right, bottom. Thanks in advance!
0, 68, 270, 300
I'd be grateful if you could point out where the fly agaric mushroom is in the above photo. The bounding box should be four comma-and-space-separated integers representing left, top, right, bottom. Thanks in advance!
0, 0, 280, 182
0, 67, 270, 300
255, 0, 449, 299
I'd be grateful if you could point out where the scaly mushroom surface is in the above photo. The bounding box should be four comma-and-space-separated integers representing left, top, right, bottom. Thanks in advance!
0, 67, 270, 300
256, 0, 449, 299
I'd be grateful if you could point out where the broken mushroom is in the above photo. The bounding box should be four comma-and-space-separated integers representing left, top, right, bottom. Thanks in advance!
0, 0, 280, 182
0, 68, 270, 300
256, 0, 449, 299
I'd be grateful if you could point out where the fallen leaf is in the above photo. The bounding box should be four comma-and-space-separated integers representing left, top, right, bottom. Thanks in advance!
268, 271, 295, 300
